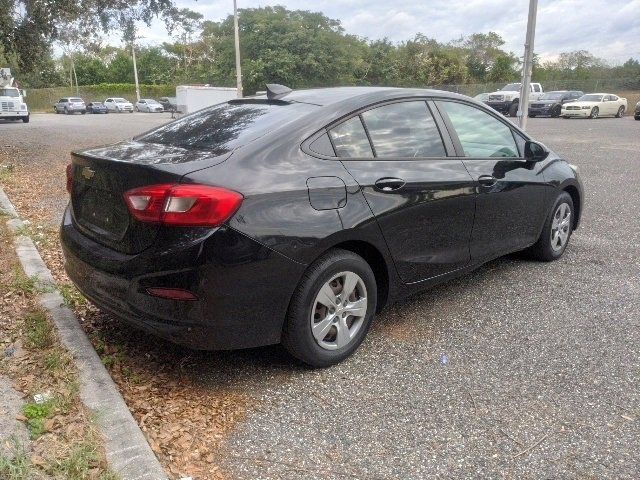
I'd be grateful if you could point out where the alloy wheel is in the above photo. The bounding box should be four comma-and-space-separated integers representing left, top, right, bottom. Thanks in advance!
310, 271, 368, 350
590, 107, 598, 119
550, 203, 571, 252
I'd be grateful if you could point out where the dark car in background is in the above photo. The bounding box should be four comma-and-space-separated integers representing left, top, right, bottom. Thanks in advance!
529, 90, 584, 117
158, 97, 177, 113
87, 102, 108, 114
635, 101, 640, 120
61, 85, 583, 367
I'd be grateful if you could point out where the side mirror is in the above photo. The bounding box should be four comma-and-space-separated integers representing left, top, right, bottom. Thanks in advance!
524, 140, 549, 162
21, 89, 26, 97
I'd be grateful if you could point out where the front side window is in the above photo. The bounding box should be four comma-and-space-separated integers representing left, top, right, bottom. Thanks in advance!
438, 101, 519, 158
329, 116, 373, 158
361, 101, 445, 158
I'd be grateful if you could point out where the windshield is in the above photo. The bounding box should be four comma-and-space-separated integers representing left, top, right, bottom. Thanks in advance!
501, 83, 521, 91
144, 99, 160, 104
539, 92, 564, 100
578, 94, 603, 102
0, 88, 19, 97
114, 98, 128, 103
92, 101, 103, 105
138, 101, 318, 155
70, 98, 83, 102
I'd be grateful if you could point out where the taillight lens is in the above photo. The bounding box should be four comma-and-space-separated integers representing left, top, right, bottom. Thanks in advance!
123, 184, 243, 227
66, 164, 74, 194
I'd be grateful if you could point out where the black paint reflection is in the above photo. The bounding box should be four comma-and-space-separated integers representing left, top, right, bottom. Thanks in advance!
138, 101, 318, 155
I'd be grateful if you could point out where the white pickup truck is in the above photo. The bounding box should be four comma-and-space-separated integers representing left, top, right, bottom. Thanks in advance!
0, 68, 30, 123
485, 82, 543, 117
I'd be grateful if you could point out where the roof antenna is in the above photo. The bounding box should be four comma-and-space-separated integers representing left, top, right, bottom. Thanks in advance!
266, 84, 292, 100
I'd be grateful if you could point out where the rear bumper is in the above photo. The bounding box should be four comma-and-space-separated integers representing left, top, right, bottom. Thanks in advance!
485, 101, 511, 114
60, 206, 304, 350
562, 109, 590, 118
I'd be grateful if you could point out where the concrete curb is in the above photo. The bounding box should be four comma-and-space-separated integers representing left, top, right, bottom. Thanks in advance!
1, 188, 168, 480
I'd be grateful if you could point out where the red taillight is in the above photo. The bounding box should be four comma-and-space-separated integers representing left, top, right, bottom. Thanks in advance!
123, 184, 243, 227
66, 164, 74, 194
146, 287, 198, 301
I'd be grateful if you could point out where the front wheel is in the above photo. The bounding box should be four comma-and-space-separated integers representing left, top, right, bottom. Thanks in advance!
508, 102, 519, 117
282, 249, 377, 367
22, 115, 29, 123
589, 107, 599, 119
616, 106, 625, 118
551, 105, 561, 118
527, 192, 574, 261
64, 107, 69, 115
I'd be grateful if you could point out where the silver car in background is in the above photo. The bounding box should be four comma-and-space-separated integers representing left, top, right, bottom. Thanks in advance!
54, 97, 86, 114
135, 99, 165, 112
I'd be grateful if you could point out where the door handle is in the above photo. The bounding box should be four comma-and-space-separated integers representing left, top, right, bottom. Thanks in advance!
374, 177, 406, 192
478, 175, 498, 187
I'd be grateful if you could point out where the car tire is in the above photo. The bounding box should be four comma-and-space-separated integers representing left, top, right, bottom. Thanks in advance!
616, 106, 625, 118
552, 105, 561, 117
54, 107, 58, 114
529, 113, 536, 118
527, 192, 574, 262
282, 249, 377, 368
22, 115, 29, 123
135, 106, 139, 112
508, 102, 518, 117
589, 107, 599, 119
64, 107, 69, 115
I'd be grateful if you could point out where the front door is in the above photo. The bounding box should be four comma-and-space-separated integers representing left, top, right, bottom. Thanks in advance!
330, 100, 476, 283
435, 100, 547, 262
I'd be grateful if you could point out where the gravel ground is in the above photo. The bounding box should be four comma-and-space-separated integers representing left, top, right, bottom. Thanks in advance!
1, 112, 639, 479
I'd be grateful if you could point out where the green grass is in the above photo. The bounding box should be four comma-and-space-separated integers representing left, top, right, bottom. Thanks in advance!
0, 439, 32, 480
58, 283, 87, 308
23, 399, 55, 439
44, 347, 73, 372
24, 310, 54, 350
8, 266, 41, 296
0, 163, 15, 183
50, 441, 119, 480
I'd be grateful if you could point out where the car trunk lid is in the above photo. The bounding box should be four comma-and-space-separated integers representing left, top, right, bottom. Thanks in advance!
69, 141, 229, 254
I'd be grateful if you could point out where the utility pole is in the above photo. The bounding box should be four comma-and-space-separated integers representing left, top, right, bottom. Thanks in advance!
132, 42, 141, 102
233, 0, 243, 97
517, 0, 538, 130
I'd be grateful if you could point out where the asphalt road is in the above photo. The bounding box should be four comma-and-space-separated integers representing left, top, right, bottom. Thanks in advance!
2, 112, 639, 479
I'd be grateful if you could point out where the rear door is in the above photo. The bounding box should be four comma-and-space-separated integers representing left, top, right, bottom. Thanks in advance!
435, 100, 546, 262
332, 99, 476, 283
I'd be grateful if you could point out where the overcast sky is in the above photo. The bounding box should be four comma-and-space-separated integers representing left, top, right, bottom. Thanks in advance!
133, 0, 640, 64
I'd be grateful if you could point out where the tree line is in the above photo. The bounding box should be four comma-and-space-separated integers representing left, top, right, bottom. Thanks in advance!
2, 4, 639, 93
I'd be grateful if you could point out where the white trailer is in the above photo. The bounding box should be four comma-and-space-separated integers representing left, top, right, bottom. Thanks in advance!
176, 85, 238, 114
0, 68, 30, 123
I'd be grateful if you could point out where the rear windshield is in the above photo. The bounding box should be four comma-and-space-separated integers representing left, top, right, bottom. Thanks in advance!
138, 101, 317, 154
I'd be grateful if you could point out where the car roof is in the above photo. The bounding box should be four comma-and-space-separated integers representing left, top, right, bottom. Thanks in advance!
251, 86, 472, 107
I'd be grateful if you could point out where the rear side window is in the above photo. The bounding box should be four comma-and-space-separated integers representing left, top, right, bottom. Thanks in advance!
329, 116, 373, 158
139, 101, 317, 154
361, 101, 445, 157
438, 101, 519, 158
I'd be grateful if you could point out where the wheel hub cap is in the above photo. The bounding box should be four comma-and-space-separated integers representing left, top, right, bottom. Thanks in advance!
551, 202, 571, 252
310, 271, 368, 351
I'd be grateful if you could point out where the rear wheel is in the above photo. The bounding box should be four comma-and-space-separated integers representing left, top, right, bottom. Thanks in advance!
508, 102, 518, 117
527, 192, 574, 261
282, 249, 377, 367
616, 106, 625, 118
589, 107, 599, 119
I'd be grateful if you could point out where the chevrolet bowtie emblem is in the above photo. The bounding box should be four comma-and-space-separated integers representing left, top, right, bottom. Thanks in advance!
82, 166, 95, 180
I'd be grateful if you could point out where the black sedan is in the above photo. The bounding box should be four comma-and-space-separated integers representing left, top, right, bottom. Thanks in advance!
86, 102, 108, 114
528, 90, 583, 117
61, 85, 583, 367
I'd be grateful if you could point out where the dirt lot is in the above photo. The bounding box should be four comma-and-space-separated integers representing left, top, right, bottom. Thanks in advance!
1, 112, 639, 479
